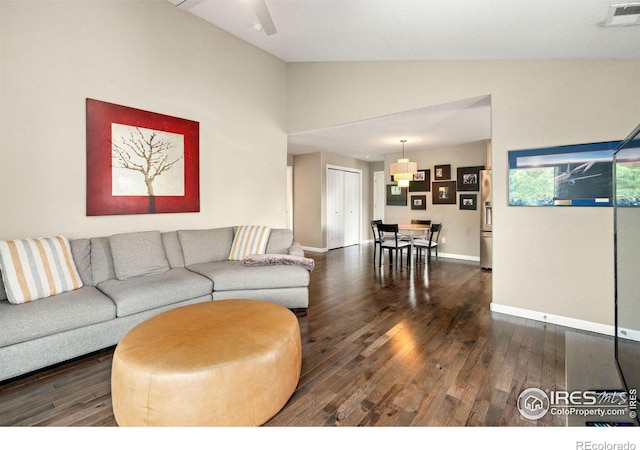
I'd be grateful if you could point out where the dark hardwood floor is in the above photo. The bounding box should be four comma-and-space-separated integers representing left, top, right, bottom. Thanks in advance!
0, 244, 570, 427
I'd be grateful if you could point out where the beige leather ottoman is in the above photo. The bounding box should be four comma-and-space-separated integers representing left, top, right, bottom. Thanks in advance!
111, 299, 302, 426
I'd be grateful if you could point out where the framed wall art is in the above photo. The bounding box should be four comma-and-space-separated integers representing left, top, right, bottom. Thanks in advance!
459, 194, 477, 210
508, 141, 617, 207
409, 169, 431, 192
386, 184, 407, 206
411, 195, 427, 210
86, 98, 200, 216
434, 164, 451, 180
457, 166, 484, 191
432, 181, 457, 205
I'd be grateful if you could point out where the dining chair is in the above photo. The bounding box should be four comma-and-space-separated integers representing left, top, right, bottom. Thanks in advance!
376, 223, 411, 269
370, 220, 383, 263
413, 223, 442, 263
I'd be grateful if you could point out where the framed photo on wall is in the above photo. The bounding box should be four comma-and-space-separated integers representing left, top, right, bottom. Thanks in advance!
509, 142, 616, 207
432, 181, 457, 205
409, 169, 431, 192
459, 193, 477, 210
434, 164, 451, 180
386, 184, 407, 206
411, 195, 427, 210
457, 166, 484, 191
86, 98, 200, 216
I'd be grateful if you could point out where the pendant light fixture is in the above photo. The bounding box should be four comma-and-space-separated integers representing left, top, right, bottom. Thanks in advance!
390, 139, 417, 188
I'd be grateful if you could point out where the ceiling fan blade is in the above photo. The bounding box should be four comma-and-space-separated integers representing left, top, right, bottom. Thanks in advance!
250, 0, 277, 36
168, 0, 204, 11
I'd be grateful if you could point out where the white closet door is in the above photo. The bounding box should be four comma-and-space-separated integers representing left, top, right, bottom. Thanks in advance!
343, 170, 360, 247
327, 168, 345, 250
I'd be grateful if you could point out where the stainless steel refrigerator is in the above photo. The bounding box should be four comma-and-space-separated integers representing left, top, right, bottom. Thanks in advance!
480, 170, 492, 270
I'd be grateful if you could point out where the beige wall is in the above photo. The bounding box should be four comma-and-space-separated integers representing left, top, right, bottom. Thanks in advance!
292, 153, 323, 248
287, 59, 640, 328
0, 1, 288, 240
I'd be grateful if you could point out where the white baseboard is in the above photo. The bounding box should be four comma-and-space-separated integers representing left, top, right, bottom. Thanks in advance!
304, 242, 480, 261
302, 246, 328, 253
365, 241, 479, 262
439, 252, 480, 262
490, 303, 621, 337
618, 326, 640, 342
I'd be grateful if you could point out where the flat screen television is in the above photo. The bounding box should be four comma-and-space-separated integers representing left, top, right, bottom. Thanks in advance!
614, 122, 640, 426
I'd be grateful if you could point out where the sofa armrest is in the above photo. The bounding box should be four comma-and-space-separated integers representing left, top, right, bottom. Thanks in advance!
288, 242, 305, 257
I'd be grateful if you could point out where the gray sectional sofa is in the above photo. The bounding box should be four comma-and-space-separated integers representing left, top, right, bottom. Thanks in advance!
0, 227, 311, 382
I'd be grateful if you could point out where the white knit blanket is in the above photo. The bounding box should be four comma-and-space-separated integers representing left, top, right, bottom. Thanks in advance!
244, 254, 315, 272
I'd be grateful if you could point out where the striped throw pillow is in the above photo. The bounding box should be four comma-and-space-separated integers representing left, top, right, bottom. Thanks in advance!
0, 236, 83, 304
228, 226, 271, 261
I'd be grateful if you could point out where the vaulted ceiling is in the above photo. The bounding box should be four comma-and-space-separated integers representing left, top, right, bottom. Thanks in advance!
169, 0, 640, 160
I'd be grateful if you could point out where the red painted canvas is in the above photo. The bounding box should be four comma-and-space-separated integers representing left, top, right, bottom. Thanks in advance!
86, 98, 199, 215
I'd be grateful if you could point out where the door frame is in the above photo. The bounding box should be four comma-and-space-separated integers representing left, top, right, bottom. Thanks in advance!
286, 165, 293, 231
373, 170, 385, 223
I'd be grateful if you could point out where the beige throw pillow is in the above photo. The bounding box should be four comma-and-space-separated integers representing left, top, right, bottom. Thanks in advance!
0, 236, 83, 304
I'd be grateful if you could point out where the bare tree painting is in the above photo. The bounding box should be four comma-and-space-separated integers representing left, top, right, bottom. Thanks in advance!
111, 124, 184, 213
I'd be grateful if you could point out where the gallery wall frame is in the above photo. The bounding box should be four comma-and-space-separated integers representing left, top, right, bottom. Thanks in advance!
411, 195, 427, 210
459, 193, 477, 210
409, 169, 431, 192
86, 99, 200, 216
386, 184, 407, 206
432, 181, 457, 205
457, 166, 484, 191
434, 164, 451, 180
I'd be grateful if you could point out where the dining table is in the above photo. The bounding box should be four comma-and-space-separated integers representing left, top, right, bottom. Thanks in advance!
398, 223, 430, 268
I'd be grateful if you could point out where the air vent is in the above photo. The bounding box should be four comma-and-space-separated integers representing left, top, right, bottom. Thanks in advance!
604, 3, 640, 26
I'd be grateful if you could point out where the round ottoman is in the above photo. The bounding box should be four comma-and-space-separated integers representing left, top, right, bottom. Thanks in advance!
110, 299, 302, 426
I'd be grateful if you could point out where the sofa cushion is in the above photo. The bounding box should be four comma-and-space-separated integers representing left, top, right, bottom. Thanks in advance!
109, 231, 170, 281
228, 226, 271, 261
187, 261, 310, 291
0, 286, 116, 347
96, 268, 213, 317
265, 229, 294, 254
0, 236, 84, 304
90, 236, 116, 284
70, 238, 92, 286
162, 231, 185, 268
288, 242, 305, 258
178, 228, 233, 265
0, 273, 6, 301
